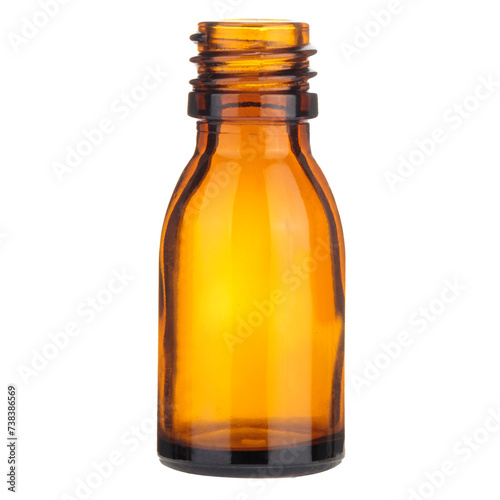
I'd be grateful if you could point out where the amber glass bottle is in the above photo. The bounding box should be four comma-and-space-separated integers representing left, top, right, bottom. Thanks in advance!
158, 20, 345, 477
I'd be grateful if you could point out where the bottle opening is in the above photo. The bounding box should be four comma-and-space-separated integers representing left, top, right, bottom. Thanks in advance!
190, 20, 311, 52
188, 20, 318, 120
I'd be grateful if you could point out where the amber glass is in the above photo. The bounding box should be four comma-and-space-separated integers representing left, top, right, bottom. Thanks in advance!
158, 20, 345, 477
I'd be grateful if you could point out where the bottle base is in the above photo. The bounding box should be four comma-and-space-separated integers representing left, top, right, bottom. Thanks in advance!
159, 455, 343, 478
158, 433, 344, 478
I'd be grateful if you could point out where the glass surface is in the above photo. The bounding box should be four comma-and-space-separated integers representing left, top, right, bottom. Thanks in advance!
158, 20, 345, 478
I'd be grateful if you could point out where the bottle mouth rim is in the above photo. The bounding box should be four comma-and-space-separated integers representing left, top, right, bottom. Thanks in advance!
199, 19, 307, 27
189, 20, 317, 96
191, 20, 311, 52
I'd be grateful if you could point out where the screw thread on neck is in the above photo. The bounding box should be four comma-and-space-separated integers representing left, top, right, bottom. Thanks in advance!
187, 20, 318, 120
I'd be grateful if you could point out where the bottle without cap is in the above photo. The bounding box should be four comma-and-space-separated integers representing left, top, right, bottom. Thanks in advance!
157, 20, 346, 478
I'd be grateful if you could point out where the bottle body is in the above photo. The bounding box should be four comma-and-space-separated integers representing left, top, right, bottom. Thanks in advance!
158, 20, 345, 477
158, 121, 345, 477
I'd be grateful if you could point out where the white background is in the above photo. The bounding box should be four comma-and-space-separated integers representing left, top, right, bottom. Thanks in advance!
1, 0, 500, 499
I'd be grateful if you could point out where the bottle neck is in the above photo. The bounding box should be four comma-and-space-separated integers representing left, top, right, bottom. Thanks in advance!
188, 21, 318, 121
194, 120, 312, 161
188, 92, 318, 121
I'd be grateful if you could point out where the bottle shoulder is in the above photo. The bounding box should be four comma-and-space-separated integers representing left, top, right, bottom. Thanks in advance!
161, 151, 343, 245
160, 148, 345, 295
